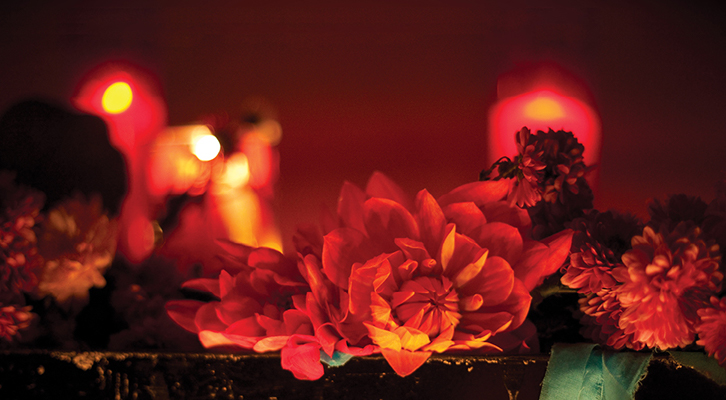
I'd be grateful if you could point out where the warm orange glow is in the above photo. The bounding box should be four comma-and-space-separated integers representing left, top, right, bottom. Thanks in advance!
523, 97, 564, 120
191, 132, 221, 161
489, 89, 601, 165
101, 81, 133, 114
220, 153, 250, 190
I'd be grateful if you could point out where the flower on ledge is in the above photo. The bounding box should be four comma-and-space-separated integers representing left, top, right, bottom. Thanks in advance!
300, 172, 572, 376
696, 296, 726, 367
616, 224, 721, 350
0, 304, 33, 341
166, 243, 376, 380
479, 127, 545, 208
34, 195, 118, 310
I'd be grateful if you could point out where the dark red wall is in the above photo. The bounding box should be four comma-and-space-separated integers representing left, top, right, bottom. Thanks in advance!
2, 1, 725, 251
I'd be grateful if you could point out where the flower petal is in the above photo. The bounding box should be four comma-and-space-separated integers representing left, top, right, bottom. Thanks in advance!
441, 202, 487, 238
180, 278, 221, 298
540, 228, 575, 278
473, 222, 523, 265
225, 316, 266, 337
281, 340, 325, 380
364, 198, 419, 252
479, 201, 531, 234
480, 279, 531, 330
437, 180, 510, 208
215, 294, 263, 325
165, 300, 205, 333
511, 242, 550, 292
195, 302, 229, 332
198, 330, 242, 348
458, 256, 514, 306
323, 227, 373, 289
365, 171, 411, 210
338, 181, 367, 233
365, 322, 402, 351
255, 336, 291, 352
414, 189, 446, 256
381, 348, 431, 377
349, 253, 395, 316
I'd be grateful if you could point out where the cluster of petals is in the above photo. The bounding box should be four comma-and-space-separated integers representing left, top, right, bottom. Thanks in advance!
616, 224, 722, 349
696, 296, 726, 366
0, 304, 33, 341
507, 127, 545, 208
166, 243, 374, 380
0, 179, 44, 299
298, 172, 572, 376
533, 129, 591, 206
34, 196, 118, 308
561, 210, 642, 294
578, 289, 643, 351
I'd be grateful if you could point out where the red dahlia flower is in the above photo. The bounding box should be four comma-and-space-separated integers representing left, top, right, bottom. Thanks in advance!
310, 173, 572, 376
166, 246, 316, 370
167, 244, 374, 380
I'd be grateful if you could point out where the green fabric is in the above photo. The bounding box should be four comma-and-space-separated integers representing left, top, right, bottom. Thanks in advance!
540, 344, 652, 400
669, 351, 726, 386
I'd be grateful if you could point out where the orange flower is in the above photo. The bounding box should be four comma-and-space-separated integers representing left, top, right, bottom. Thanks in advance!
166, 245, 310, 352
318, 173, 572, 376
34, 196, 117, 309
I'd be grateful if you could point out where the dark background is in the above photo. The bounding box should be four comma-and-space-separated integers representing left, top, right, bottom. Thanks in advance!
2, 0, 725, 252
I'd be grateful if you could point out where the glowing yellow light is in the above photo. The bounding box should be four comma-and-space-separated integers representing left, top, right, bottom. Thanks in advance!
101, 81, 133, 114
192, 133, 221, 161
523, 97, 564, 120
223, 153, 250, 189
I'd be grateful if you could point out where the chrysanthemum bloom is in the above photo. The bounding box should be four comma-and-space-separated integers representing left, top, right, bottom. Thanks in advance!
479, 128, 545, 208
695, 296, 726, 366
617, 224, 722, 349
506, 127, 546, 207
0, 176, 44, 299
578, 287, 644, 350
317, 173, 572, 376
34, 196, 117, 309
0, 304, 33, 341
534, 128, 590, 205
562, 210, 642, 294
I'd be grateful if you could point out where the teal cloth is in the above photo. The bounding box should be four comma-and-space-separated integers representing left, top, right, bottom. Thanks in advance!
540, 344, 652, 400
320, 350, 354, 367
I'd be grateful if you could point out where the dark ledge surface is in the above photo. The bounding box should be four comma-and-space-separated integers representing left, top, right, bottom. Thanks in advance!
0, 351, 723, 399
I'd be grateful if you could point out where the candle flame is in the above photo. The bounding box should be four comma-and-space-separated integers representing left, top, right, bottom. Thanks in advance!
101, 81, 133, 114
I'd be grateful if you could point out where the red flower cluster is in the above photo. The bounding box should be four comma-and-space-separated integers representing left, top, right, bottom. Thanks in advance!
168, 172, 573, 378
563, 212, 724, 353
0, 173, 43, 341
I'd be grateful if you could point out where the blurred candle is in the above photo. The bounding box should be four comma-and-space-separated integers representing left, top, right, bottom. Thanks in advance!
72, 62, 167, 263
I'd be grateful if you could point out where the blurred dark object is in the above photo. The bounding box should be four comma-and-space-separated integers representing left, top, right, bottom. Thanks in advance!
0, 99, 127, 214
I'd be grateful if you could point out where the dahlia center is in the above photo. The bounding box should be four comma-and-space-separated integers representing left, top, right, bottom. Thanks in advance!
391, 276, 461, 337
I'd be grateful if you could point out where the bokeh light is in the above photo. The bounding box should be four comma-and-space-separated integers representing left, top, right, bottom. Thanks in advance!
191, 130, 221, 161
101, 81, 133, 114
